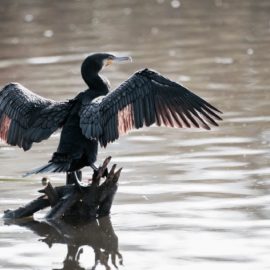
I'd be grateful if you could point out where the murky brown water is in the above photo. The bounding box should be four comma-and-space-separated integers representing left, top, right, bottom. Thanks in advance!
0, 0, 270, 269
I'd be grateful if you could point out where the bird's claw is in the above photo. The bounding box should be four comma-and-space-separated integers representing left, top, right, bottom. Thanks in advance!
74, 157, 121, 190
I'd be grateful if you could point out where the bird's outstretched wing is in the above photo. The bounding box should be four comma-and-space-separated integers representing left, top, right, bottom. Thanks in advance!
79, 69, 222, 147
0, 83, 73, 150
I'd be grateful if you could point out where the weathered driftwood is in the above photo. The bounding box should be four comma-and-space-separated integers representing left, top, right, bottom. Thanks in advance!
4, 157, 121, 221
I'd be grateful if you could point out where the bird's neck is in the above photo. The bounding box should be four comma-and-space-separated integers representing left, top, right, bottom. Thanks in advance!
84, 73, 109, 94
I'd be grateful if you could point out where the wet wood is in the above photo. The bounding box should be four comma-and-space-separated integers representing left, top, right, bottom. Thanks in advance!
46, 190, 81, 220
43, 180, 59, 206
3, 157, 121, 221
3, 196, 50, 219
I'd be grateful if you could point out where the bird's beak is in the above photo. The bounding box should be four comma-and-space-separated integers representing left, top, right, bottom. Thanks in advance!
105, 56, 132, 66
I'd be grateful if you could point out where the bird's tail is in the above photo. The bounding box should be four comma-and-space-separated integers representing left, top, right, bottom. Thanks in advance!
23, 152, 71, 177
23, 162, 70, 177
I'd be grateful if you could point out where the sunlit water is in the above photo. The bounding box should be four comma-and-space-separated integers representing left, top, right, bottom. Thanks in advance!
0, 0, 270, 269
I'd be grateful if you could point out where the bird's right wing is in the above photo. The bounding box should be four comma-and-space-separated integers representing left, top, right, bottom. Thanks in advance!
79, 69, 222, 147
0, 83, 73, 150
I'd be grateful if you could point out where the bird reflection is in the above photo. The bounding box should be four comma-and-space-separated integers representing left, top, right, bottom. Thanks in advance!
5, 217, 123, 270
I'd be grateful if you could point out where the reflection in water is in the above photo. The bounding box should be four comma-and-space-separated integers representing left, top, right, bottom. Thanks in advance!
5, 217, 122, 270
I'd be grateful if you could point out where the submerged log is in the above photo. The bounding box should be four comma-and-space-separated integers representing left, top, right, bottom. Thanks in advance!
3, 196, 50, 219
3, 157, 121, 221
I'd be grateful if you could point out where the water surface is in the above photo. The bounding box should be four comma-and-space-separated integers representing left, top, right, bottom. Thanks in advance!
0, 0, 270, 269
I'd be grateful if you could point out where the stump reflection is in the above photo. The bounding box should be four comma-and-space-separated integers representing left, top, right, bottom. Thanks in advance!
5, 216, 123, 270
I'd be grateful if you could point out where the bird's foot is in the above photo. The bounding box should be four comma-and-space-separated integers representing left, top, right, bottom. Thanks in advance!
75, 157, 117, 190
73, 171, 89, 190
91, 157, 111, 181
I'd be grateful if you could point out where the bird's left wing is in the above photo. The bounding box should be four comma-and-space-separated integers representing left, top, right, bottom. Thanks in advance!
0, 83, 73, 150
79, 69, 222, 147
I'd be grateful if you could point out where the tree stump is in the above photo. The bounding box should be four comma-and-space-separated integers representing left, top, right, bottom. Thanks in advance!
3, 157, 121, 221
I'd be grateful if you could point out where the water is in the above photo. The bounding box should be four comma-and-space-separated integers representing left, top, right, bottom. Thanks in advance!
0, 0, 270, 269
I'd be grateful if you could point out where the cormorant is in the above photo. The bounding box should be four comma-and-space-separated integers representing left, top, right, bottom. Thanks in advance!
0, 53, 222, 180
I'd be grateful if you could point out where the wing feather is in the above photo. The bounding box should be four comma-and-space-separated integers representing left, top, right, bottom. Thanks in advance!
79, 69, 222, 147
0, 83, 72, 150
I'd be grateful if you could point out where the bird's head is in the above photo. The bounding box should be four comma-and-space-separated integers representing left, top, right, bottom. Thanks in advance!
81, 53, 132, 79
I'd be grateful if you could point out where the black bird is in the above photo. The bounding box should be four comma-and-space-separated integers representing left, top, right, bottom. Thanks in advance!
0, 53, 222, 179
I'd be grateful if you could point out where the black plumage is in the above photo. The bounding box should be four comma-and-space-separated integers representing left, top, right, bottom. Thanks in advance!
0, 53, 222, 177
